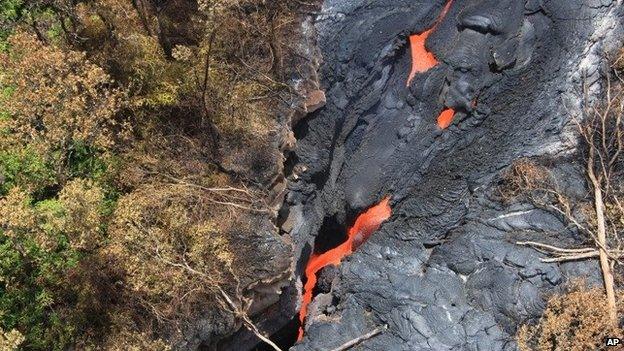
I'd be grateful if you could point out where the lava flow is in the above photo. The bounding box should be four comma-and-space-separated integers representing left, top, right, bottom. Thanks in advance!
437, 108, 455, 129
406, 0, 453, 84
298, 197, 392, 340
406, 0, 456, 129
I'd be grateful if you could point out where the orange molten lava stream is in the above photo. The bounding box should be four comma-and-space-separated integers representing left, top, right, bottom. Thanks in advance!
437, 108, 455, 129
298, 197, 392, 340
407, 28, 438, 83
406, 0, 454, 85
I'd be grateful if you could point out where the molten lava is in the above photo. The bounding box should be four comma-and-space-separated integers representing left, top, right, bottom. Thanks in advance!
437, 108, 455, 129
406, 0, 454, 85
298, 197, 392, 340
406, 0, 456, 129
407, 29, 439, 82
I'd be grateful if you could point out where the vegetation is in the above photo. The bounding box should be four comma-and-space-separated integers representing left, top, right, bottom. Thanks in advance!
506, 54, 624, 349
517, 284, 624, 351
0, 0, 304, 349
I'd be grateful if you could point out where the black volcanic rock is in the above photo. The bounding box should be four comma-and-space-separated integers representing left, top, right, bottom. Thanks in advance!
287, 0, 623, 350
315, 265, 340, 294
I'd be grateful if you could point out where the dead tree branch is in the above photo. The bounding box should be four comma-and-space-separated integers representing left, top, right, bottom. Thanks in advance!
148, 171, 270, 213
586, 134, 618, 323
328, 325, 387, 351
155, 253, 283, 351
513, 72, 623, 323
578, 73, 619, 323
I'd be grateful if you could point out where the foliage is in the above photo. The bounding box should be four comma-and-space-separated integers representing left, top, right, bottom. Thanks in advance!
57, 179, 105, 251
0, 32, 126, 184
0, 0, 23, 51
98, 330, 171, 351
0, 28, 125, 349
0, 147, 55, 196
108, 184, 234, 328
518, 284, 624, 351
0, 0, 302, 348
73, 0, 191, 110
0, 188, 79, 350
0, 328, 25, 351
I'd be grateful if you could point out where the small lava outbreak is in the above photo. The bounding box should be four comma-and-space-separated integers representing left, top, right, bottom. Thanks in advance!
298, 198, 392, 340
437, 108, 455, 129
406, 0, 456, 129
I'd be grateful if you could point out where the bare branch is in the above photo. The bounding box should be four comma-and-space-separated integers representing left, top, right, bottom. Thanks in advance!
154, 253, 282, 351
540, 251, 600, 263
586, 139, 618, 323
516, 241, 595, 254
328, 325, 387, 351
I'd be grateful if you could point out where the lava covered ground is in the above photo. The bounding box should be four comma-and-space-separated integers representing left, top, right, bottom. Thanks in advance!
281, 0, 624, 350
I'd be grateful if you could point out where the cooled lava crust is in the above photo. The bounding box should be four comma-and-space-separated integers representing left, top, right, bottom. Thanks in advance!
285, 0, 624, 350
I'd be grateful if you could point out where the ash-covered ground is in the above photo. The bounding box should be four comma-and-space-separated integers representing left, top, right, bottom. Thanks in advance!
281, 0, 624, 350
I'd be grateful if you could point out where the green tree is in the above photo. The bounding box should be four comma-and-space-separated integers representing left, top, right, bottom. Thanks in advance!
0, 31, 124, 350
0, 31, 126, 185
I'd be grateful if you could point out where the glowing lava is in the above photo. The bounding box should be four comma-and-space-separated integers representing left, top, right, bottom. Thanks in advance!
437, 108, 455, 129
406, 0, 454, 85
406, 28, 439, 84
298, 197, 392, 340
406, 0, 456, 129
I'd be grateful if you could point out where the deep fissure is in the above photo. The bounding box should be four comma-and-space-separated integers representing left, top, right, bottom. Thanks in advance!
250, 316, 300, 351
313, 215, 348, 254
297, 198, 392, 340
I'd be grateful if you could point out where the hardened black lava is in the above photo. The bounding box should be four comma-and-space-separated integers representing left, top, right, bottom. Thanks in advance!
285, 0, 623, 350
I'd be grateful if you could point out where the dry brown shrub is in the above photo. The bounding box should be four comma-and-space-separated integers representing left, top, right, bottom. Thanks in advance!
499, 158, 554, 202
518, 284, 624, 351
57, 178, 105, 250
0, 328, 25, 351
115, 124, 224, 191
0, 181, 107, 251
75, 0, 187, 109
106, 183, 237, 337
98, 329, 170, 351
614, 48, 624, 74
0, 32, 126, 150
0, 187, 37, 239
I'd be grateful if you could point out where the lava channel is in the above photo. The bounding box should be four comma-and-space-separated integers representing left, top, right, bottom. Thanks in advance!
298, 197, 392, 340
406, 0, 456, 129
